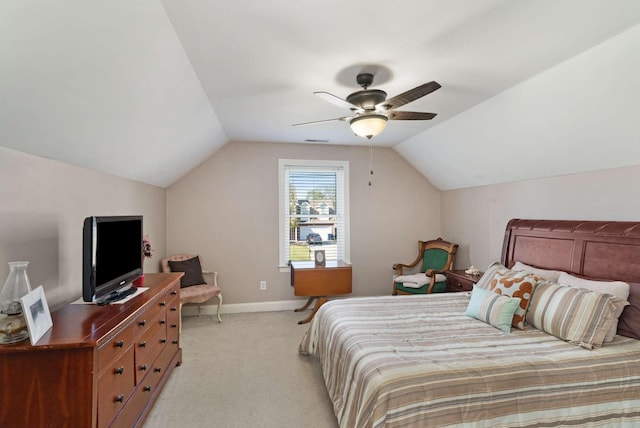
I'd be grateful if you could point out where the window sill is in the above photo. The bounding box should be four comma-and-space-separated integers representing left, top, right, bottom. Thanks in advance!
279, 265, 291, 273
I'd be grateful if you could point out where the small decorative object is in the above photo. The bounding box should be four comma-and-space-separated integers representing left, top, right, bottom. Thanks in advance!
135, 235, 154, 287
465, 265, 481, 277
143, 235, 154, 259
314, 250, 326, 267
20, 285, 53, 345
0, 261, 33, 344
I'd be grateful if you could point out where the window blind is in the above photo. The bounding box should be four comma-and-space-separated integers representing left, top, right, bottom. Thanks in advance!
279, 160, 348, 266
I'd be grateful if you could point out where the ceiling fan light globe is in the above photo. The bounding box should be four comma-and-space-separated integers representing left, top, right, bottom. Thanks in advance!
350, 115, 388, 139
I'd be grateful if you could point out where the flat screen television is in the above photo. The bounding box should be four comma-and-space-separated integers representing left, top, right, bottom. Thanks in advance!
82, 215, 143, 304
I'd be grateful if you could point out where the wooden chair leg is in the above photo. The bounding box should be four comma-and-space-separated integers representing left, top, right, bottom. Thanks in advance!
216, 294, 222, 323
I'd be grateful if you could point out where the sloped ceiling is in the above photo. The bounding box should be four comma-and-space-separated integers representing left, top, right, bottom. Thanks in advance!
0, 1, 227, 187
397, 24, 640, 190
1, 1, 639, 189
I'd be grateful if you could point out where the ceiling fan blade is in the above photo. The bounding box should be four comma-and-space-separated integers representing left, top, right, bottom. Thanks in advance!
388, 111, 437, 120
379, 81, 441, 110
292, 117, 351, 127
315, 92, 363, 112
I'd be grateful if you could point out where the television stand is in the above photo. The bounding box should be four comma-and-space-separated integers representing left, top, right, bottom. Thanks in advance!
97, 285, 138, 305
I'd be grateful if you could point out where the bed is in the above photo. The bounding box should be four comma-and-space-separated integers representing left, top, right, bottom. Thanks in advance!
299, 219, 640, 427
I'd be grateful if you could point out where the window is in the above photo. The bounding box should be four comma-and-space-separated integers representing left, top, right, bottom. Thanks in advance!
278, 159, 350, 268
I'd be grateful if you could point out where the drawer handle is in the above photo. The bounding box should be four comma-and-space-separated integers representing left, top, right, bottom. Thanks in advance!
140, 364, 148, 371
115, 395, 125, 403
114, 367, 124, 375
170, 307, 178, 312
138, 320, 147, 326
160, 319, 166, 325
154, 367, 162, 373
171, 290, 177, 295
139, 341, 147, 348
171, 323, 177, 329
160, 338, 167, 344
143, 386, 152, 392
115, 340, 125, 348
172, 339, 179, 345
160, 301, 167, 307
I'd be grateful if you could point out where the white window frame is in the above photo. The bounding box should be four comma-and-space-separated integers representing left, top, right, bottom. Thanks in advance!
278, 159, 350, 270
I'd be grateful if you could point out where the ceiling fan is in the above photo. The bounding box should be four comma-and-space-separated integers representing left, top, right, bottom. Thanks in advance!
293, 73, 441, 139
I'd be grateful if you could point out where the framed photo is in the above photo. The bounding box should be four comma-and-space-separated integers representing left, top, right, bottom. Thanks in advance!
314, 250, 326, 267
20, 285, 53, 345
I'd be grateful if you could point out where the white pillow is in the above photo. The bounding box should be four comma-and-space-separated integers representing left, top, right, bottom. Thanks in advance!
557, 272, 630, 342
512, 261, 562, 282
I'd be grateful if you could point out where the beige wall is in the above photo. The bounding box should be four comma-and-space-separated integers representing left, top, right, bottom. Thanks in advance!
441, 165, 640, 271
0, 147, 166, 309
5, 139, 639, 311
167, 141, 442, 305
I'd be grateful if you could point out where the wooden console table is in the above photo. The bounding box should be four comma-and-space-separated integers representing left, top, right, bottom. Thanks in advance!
290, 260, 352, 324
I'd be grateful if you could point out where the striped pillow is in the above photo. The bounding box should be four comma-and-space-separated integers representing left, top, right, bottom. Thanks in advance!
557, 272, 630, 342
465, 286, 521, 333
526, 281, 629, 349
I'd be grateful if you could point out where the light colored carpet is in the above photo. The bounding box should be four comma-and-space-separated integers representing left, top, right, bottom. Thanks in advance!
144, 311, 339, 428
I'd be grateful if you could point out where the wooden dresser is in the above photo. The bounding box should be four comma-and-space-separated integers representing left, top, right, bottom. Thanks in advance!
0, 273, 183, 428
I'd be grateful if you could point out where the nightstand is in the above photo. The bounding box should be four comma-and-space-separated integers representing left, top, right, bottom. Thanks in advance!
445, 270, 482, 292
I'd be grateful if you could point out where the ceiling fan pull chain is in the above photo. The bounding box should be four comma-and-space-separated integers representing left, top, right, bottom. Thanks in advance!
368, 144, 374, 186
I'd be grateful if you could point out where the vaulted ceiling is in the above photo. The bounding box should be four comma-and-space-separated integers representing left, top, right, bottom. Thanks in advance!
1, 1, 639, 188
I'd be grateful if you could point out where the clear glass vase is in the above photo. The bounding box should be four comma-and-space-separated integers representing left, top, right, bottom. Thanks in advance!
0, 261, 32, 344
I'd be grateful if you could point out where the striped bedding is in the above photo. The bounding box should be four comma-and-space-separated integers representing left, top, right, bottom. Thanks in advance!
299, 293, 640, 428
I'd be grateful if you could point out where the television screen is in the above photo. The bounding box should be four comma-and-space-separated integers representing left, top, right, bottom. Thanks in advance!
83, 216, 143, 303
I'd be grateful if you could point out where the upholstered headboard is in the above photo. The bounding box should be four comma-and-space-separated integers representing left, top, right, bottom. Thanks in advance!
501, 219, 640, 339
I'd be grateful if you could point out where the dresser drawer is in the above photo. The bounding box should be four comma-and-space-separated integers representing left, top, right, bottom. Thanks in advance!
167, 284, 179, 300
167, 299, 180, 332
168, 322, 179, 348
98, 326, 134, 377
135, 315, 167, 385
132, 302, 164, 339
150, 341, 180, 387
116, 377, 155, 428
97, 346, 135, 428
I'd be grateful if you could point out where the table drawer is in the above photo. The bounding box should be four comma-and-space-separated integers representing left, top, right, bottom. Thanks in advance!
446, 277, 472, 292
445, 271, 479, 292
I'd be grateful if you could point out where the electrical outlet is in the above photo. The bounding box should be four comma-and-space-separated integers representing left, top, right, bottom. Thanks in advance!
260, 280, 267, 290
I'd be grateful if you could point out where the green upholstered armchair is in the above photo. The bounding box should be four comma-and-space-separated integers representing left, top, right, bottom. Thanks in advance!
392, 238, 458, 295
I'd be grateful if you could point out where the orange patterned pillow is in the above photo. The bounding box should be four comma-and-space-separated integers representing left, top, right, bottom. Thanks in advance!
488, 269, 539, 329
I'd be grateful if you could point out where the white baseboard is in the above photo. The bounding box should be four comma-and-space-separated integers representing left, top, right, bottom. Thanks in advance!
181, 299, 303, 317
